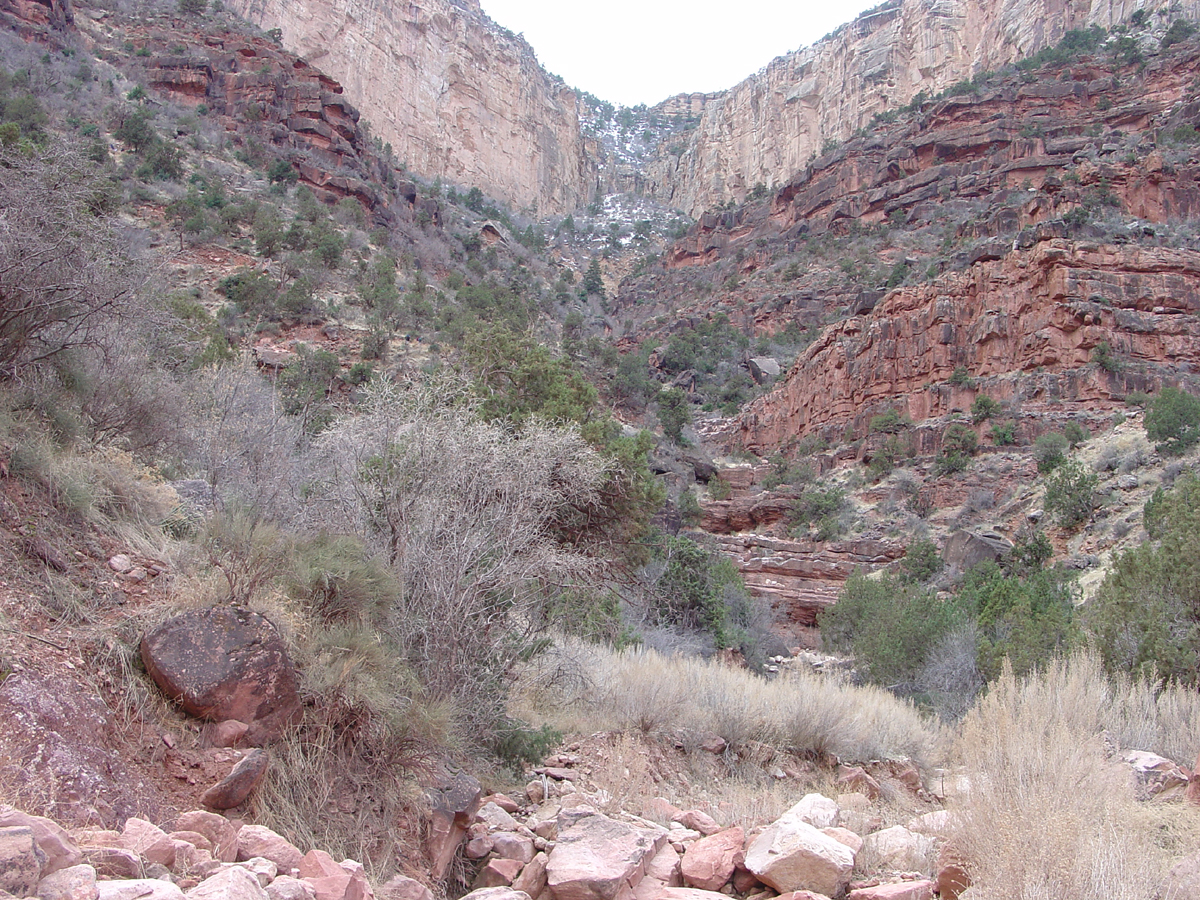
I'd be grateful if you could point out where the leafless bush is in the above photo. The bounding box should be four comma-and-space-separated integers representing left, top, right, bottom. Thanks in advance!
315, 377, 609, 733
0, 141, 143, 377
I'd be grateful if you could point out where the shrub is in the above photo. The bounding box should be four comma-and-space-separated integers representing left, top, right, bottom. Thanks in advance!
1043, 458, 1099, 529
1092, 341, 1120, 373
948, 366, 975, 388
1033, 432, 1069, 473
820, 573, 963, 693
901, 539, 943, 582
1063, 420, 1089, 448
990, 420, 1017, 445
1144, 385, 1200, 456
657, 387, 690, 444
1087, 474, 1200, 683
651, 535, 749, 650
953, 653, 1188, 900
708, 474, 731, 501
286, 533, 399, 625
869, 408, 910, 434
788, 484, 846, 540
492, 718, 562, 775
1161, 18, 1197, 48
943, 422, 979, 456
971, 395, 1002, 424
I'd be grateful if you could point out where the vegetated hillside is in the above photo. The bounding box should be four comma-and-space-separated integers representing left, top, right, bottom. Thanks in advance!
2, 2, 1200, 899
608, 20, 1200, 651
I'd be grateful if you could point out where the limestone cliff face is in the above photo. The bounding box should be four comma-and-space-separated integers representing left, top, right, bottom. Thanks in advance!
224, 0, 594, 214
647, 0, 1196, 216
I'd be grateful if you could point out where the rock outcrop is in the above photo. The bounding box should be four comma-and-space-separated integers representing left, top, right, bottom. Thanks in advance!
737, 239, 1200, 454
223, 0, 593, 214
646, 0, 1199, 215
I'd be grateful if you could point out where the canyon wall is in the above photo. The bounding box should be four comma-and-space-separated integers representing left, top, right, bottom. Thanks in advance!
224, 0, 594, 214
646, 0, 1198, 216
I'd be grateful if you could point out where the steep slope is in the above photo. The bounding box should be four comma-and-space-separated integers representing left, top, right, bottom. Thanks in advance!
647, 0, 1200, 216
225, 0, 594, 214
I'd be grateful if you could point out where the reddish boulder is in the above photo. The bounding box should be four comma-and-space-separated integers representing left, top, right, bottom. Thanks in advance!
141, 609, 301, 743
0, 810, 79, 876
680, 828, 743, 891
846, 882, 933, 900
174, 813, 239, 864
202, 750, 270, 811
0, 826, 44, 897
473, 859, 522, 890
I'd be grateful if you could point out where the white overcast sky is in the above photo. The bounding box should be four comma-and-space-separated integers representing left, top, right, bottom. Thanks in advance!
478, 1, 882, 107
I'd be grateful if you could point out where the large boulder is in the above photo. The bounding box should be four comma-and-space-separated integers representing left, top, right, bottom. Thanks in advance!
0, 811, 79, 877
846, 882, 934, 900
141, 608, 302, 743
743, 818, 853, 898
119, 819, 175, 870
0, 827, 45, 897
235, 826, 302, 874
679, 828, 743, 892
546, 811, 663, 900
95, 881, 185, 900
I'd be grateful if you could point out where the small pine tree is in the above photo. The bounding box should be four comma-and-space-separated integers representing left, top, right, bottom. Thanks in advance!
583, 258, 604, 297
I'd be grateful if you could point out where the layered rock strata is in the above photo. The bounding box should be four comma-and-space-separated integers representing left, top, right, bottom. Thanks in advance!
224, 0, 594, 214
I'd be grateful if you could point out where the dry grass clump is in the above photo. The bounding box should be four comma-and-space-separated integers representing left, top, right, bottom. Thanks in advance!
951, 651, 1200, 899
511, 638, 937, 766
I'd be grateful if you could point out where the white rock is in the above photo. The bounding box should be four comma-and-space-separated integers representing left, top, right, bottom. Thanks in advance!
743, 819, 853, 897
96, 880, 185, 900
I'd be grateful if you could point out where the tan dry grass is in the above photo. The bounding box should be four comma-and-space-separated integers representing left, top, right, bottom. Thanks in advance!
511, 638, 939, 766
951, 651, 1200, 899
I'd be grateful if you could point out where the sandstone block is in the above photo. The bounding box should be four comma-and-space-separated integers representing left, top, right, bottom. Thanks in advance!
263, 878, 314, 900
492, 835, 535, 866
679, 828, 742, 892
79, 849, 140, 881
546, 811, 661, 900
121, 820, 176, 870
743, 820, 853, 897
36, 865, 97, 900
458, 890, 530, 900
426, 772, 482, 881
96, 881, 185, 900
846, 881, 933, 900
238, 859, 277, 888
236, 828, 300, 875
188, 867, 270, 900
473, 859, 523, 890
511, 854, 547, 899
174, 814, 239, 864
788, 796, 839, 830
819, 829, 862, 856
1, 826, 45, 897
667, 814, 718, 838
0, 810, 80, 876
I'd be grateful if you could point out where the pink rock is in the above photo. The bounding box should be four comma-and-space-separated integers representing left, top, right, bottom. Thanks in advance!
1, 827, 44, 896
175, 813, 240, 864
206, 723, 250, 750
36, 864, 98, 900
679, 828, 743, 891
0, 808, 81, 876
511, 853, 547, 899
546, 811, 662, 900
236, 826, 302, 874
835, 767, 881, 801
264, 878, 315, 900
669, 813, 719, 838
483, 796, 521, 815
298, 852, 342, 881
645, 847, 681, 887
121, 818, 176, 870
474, 859, 523, 890
96, 880, 185, 900
203, 750, 270, 811
492, 835, 535, 865
774, 892, 833, 900
426, 772, 482, 881
170, 834, 214, 855
79, 847, 141, 879
819, 828, 862, 855
375, 877, 430, 900
303, 875, 351, 900
187, 865, 269, 900
743, 819, 853, 897
846, 881, 934, 900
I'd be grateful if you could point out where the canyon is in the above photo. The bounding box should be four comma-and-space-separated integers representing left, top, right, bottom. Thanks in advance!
223, 0, 1199, 215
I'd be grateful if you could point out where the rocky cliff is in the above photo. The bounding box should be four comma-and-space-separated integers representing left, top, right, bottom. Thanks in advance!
224, 0, 594, 215
646, 0, 1199, 216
